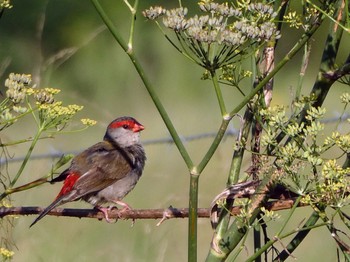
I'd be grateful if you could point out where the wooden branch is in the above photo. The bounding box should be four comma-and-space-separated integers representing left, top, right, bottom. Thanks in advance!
0, 198, 307, 224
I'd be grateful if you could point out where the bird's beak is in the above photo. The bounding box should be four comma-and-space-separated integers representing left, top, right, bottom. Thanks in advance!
133, 123, 145, 133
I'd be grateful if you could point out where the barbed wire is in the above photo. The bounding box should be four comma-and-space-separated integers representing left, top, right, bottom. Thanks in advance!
0, 113, 349, 166
0, 128, 240, 165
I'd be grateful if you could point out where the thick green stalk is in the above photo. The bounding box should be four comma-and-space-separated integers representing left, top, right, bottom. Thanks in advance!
206, 205, 262, 261
209, 108, 253, 252
189, 107, 231, 262
197, 118, 230, 173
253, 223, 262, 262
189, 173, 199, 262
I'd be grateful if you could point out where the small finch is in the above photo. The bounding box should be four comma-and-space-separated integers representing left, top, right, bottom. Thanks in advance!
30, 116, 146, 227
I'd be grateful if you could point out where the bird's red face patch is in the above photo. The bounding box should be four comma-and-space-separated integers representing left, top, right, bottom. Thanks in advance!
109, 119, 144, 133
55, 172, 80, 199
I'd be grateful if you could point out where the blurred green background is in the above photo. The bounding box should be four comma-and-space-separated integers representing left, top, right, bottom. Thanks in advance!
1, 0, 349, 261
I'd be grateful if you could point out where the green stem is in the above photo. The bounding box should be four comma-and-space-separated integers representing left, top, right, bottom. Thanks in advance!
123, 0, 138, 53
210, 71, 227, 116
0, 136, 45, 147
295, 42, 311, 101
197, 118, 230, 173
90, 0, 193, 170
253, 222, 262, 262
10, 126, 44, 188
189, 173, 199, 262
277, 196, 302, 236
4, 177, 48, 196
229, 108, 253, 184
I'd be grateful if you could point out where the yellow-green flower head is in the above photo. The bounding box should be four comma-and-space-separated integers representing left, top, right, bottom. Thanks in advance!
44, 87, 61, 95
0, 247, 14, 259
81, 118, 97, 126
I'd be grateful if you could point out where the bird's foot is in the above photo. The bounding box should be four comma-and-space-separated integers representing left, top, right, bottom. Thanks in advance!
97, 206, 118, 223
112, 201, 135, 227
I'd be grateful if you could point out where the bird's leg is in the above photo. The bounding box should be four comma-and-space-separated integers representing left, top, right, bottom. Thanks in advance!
112, 200, 132, 213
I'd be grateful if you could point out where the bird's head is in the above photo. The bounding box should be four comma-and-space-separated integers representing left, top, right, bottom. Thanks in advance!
104, 116, 144, 147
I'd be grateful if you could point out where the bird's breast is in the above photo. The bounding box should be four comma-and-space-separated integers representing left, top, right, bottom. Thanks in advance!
84, 170, 141, 205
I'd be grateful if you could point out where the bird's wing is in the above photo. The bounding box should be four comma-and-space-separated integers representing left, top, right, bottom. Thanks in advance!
69, 142, 133, 197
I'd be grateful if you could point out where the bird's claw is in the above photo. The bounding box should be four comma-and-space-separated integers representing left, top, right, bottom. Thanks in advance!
97, 203, 134, 225
115, 205, 135, 227
97, 206, 118, 223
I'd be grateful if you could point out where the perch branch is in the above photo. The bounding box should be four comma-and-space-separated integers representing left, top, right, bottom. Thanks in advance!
0, 199, 306, 222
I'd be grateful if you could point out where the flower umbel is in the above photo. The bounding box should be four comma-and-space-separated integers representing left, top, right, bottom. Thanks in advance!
1, 72, 95, 132
304, 160, 350, 208
143, 1, 280, 71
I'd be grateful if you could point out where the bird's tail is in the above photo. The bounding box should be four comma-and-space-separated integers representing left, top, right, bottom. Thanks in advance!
29, 195, 68, 228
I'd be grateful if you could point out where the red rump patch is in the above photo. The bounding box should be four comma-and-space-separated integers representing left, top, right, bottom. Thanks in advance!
55, 172, 80, 199
109, 119, 144, 132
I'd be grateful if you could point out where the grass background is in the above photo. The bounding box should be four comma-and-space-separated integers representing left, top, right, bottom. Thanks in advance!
1, 1, 349, 261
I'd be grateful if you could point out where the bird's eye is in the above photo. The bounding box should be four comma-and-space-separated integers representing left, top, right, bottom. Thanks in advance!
122, 124, 129, 129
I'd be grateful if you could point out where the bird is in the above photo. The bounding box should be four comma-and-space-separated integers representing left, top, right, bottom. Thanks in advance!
30, 116, 146, 227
